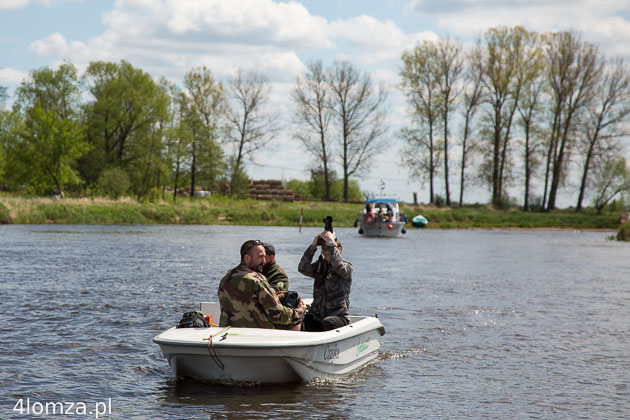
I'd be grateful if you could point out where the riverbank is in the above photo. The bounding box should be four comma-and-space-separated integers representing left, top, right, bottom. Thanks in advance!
0, 194, 623, 231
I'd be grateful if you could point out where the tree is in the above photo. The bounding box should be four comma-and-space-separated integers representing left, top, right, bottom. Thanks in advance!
164, 85, 193, 203
591, 157, 630, 214
400, 42, 442, 203
543, 31, 601, 210
575, 58, 630, 211
328, 61, 387, 202
183, 66, 227, 195
476, 26, 532, 207
458, 42, 485, 206
515, 31, 545, 211
291, 60, 335, 200
434, 37, 464, 206
0, 84, 8, 110
81, 60, 170, 193
225, 70, 278, 195
13, 63, 88, 194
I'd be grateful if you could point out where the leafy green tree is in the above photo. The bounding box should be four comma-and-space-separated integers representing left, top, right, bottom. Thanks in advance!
591, 157, 630, 214
285, 178, 312, 199
81, 60, 169, 194
97, 167, 130, 199
13, 63, 88, 194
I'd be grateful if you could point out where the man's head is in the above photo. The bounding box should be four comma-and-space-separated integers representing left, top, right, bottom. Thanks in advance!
261, 241, 275, 264
240, 239, 266, 272
322, 238, 342, 262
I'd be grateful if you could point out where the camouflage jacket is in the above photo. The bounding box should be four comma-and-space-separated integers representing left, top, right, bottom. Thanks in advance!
262, 259, 289, 294
218, 263, 304, 329
298, 241, 352, 322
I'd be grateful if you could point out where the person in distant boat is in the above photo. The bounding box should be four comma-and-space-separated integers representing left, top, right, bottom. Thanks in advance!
298, 230, 353, 331
261, 241, 289, 297
385, 203, 394, 220
218, 240, 306, 330
364, 203, 375, 224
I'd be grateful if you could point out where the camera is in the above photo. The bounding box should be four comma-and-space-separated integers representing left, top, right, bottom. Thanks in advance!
281, 291, 300, 308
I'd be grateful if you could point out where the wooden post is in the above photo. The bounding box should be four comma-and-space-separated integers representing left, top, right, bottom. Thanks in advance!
413, 192, 418, 206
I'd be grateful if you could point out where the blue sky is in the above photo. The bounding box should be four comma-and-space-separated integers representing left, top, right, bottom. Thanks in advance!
1, 0, 629, 205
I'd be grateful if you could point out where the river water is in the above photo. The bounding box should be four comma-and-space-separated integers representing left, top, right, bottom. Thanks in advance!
1, 225, 628, 419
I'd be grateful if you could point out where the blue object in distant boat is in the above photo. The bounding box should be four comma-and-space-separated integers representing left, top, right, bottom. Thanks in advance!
412, 214, 428, 227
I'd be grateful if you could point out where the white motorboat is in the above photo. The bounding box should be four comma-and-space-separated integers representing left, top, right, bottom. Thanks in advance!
153, 302, 386, 383
357, 197, 408, 237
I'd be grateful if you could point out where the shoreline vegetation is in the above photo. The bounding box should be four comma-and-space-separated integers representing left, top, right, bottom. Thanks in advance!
1, 195, 628, 240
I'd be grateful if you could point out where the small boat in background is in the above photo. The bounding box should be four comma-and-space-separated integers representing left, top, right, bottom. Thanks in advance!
153, 302, 385, 383
357, 197, 407, 237
412, 214, 428, 227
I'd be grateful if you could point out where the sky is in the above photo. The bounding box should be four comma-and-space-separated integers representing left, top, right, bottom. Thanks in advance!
1, 0, 630, 206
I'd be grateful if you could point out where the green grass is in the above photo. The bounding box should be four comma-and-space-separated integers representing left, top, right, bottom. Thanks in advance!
0, 193, 623, 230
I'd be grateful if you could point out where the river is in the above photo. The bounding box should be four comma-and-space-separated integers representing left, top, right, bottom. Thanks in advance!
1, 225, 628, 419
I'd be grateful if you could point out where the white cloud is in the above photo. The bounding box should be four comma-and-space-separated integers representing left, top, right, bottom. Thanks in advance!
0, 0, 51, 9
0, 66, 28, 84
25, 0, 336, 83
329, 15, 438, 65
411, 0, 630, 59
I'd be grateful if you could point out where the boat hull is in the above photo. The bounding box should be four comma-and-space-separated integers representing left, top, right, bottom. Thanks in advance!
359, 220, 406, 237
154, 316, 385, 383
411, 215, 428, 227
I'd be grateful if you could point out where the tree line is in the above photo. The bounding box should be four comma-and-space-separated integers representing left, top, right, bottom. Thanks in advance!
1, 26, 629, 210
399, 26, 630, 212
0, 59, 385, 202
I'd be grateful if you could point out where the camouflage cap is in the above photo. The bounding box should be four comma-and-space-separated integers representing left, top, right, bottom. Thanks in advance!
261, 241, 275, 256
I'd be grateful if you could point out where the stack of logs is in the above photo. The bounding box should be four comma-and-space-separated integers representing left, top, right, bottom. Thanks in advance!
249, 180, 295, 201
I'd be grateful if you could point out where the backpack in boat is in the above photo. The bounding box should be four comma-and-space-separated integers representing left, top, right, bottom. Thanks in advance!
176, 310, 209, 328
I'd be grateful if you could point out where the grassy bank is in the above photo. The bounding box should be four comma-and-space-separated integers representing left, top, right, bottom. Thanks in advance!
0, 194, 623, 230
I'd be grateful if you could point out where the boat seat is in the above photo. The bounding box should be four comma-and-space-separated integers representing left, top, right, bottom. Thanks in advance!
199, 302, 221, 321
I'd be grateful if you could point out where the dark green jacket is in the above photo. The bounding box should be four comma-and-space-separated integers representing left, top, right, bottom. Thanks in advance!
262, 258, 289, 293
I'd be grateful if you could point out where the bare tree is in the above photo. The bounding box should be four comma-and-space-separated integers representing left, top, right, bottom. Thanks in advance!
400, 42, 442, 204
225, 69, 279, 194
328, 61, 387, 201
434, 37, 464, 206
515, 31, 545, 211
458, 41, 485, 206
575, 58, 630, 211
543, 31, 601, 210
184, 66, 227, 195
291, 60, 334, 199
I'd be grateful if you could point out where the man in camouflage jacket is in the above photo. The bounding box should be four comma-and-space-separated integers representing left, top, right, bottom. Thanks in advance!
298, 231, 352, 331
261, 241, 289, 295
218, 240, 306, 330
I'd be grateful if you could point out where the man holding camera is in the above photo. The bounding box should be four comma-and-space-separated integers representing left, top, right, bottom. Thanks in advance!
218, 239, 306, 330
298, 230, 353, 331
